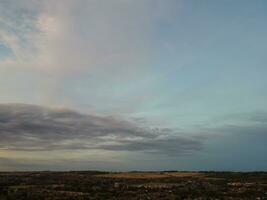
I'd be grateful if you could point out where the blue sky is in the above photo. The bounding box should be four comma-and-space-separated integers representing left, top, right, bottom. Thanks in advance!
0, 0, 267, 171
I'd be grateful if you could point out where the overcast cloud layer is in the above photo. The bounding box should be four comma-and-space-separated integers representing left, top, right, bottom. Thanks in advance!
1, 103, 267, 171
0, 104, 202, 155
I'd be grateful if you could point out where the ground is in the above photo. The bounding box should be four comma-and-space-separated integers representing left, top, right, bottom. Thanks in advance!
0, 171, 267, 199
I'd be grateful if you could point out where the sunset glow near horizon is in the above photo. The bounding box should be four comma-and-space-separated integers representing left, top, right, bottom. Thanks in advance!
0, 0, 267, 171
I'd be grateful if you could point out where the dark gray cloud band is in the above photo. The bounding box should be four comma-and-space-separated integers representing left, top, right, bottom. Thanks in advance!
0, 104, 203, 155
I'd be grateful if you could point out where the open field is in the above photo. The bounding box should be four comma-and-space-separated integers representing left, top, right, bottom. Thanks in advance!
96, 172, 204, 179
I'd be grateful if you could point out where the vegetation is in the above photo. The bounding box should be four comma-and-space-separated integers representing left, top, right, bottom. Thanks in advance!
0, 171, 267, 199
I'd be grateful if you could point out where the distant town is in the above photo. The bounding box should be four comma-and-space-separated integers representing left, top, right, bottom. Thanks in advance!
0, 171, 266, 199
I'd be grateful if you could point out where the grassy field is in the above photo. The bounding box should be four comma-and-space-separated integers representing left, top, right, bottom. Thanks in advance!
96, 171, 204, 179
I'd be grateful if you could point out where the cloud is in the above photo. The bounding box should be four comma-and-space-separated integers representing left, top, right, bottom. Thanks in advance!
0, 0, 42, 62
1, 104, 266, 157
0, 0, 179, 74
1, 104, 267, 170
0, 103, 202, 156
0, 157, 123, 171
0, 0, 181, 108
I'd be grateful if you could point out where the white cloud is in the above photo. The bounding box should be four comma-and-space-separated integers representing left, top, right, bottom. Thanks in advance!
0, 0, 180, 74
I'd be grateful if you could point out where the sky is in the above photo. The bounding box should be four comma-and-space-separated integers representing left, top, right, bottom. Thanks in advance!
0, 0, 267, 171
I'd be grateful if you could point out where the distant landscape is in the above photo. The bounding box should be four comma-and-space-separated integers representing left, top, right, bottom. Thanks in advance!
1, 171, 267, 199
1, 0, 267, 199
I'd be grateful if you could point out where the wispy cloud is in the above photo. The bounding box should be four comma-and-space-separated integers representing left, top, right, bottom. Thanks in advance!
0, 0, 181, 109
0, 0, 179, 73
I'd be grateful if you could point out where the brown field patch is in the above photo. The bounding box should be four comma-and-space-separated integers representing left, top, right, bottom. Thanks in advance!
96, 172, 204, 179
